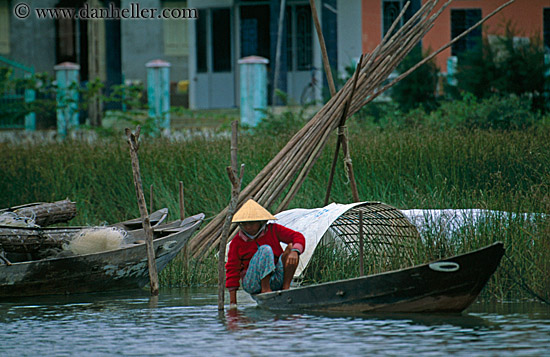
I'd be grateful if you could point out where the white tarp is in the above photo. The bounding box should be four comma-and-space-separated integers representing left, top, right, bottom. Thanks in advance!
228, 203, 542, 279
274, 202, 365, 278
401, 209, 539, 238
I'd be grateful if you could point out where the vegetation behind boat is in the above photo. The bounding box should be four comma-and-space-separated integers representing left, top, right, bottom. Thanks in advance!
1, 112, 549, 301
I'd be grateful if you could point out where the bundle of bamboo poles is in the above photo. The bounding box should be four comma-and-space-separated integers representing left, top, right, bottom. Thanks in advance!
188, 0, 514, 258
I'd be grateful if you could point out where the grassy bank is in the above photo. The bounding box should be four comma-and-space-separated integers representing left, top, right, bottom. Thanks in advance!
1, 126, 549, 300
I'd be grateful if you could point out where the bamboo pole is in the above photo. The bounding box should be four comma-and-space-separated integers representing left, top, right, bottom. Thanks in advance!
126, 126, 159, 296
324, 54, 363, 205
218, 121, 244, 311
188, 0, 515, 258
309, 0, 336, 97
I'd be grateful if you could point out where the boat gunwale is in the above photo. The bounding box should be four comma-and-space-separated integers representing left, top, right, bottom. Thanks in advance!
255, 241, 504, 298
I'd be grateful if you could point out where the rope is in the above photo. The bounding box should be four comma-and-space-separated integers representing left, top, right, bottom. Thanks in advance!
0, 211, 37, 227
338, 126, 352, 185
504, 251, 550, 305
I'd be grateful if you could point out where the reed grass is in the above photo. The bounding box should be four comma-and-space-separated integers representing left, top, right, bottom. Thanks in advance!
1, 125, 549, 300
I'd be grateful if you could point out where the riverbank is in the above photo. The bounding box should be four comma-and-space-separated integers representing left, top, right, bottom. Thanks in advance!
1, 126, 549, 300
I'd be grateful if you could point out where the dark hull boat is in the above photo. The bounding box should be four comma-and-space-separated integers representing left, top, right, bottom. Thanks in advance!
0, 213, 203, 298
0, 208, 169, 255
252, 242, 504, 313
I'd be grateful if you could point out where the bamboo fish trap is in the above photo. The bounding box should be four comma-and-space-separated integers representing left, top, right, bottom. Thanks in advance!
188, 0, 515, 257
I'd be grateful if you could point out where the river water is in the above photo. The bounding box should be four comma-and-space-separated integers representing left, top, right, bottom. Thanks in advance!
1, 288, 549, 356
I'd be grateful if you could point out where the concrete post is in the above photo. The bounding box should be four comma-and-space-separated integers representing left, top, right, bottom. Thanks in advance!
54, 62, 80, 138
239, 56, 269, 127
24, 73, 36, 131
146, 59, 171, 135
447, 56, 458, 86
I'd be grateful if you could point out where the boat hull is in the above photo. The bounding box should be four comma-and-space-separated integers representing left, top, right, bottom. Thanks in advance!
252, 242, 504, 313
0, 214, 203, 298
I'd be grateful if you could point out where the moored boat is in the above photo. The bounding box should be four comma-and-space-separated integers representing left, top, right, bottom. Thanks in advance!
0, 213, 204, 298
252, 242, 504, 313
0, 208, 169, 256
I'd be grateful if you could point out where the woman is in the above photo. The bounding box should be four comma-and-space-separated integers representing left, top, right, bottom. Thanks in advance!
225, 199, 305, 307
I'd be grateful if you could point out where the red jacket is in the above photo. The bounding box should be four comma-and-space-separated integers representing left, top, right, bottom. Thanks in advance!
225, 223, 305, 290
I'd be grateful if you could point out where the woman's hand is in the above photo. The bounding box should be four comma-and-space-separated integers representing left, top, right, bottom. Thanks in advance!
287, 250, 299, 266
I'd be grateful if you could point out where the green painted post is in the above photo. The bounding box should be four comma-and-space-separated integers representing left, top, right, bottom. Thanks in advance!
146, 60, 171, 135
24, 73, 36, 131
239, 56, 269, 127
447, 56, 458, 86
54, 62, 80, 138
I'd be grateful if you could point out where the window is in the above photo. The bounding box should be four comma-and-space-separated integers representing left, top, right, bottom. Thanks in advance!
240, 5, 270, 59
544, 8, 549, 53
0, 0, 9, 54
295, 5, 312, 71
451, 9, 482, 57
212, 8, 231, 72
383, 0, 404, 38
163, 1, 189, 56
286, 4, 313, 71
196, 8, 232, 73
196, 9, 207, 73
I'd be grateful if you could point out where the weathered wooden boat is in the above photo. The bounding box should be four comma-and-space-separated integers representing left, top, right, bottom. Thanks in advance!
252, 242, 504, 313
0, 213, 204, 298
0, 208, 169, 256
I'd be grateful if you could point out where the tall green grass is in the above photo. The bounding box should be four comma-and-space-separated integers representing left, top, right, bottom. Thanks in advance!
1, 126, 549, 300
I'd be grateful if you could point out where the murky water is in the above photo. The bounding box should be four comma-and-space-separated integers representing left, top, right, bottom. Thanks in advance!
1, 288, 549, 356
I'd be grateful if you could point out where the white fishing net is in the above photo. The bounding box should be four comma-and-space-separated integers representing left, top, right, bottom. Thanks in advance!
65, 227, 127, 255
0, 211, 38, 227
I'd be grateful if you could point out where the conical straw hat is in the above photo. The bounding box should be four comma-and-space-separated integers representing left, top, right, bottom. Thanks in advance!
232, 199, 277, 223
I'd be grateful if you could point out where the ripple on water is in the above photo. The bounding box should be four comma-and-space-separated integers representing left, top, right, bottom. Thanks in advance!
0, 289, 549, 356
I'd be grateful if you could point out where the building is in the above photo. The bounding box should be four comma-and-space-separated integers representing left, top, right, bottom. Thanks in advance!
362, 0, 550, 73
0, 0, 191, 100
1, 0, 548, 112
186, 0, 362, 109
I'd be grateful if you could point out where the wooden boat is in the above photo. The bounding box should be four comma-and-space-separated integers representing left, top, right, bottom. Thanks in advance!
252, 242, 504, 313
0, 208, 169, 255
0, 213, 204, 298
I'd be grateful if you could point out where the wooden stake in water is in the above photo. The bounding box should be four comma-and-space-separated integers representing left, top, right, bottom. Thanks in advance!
179, 181, 185, 221
126, 126, 159, 296
218, 121, 245, 311
359, 211, 364, 276
150, 184, 153, 213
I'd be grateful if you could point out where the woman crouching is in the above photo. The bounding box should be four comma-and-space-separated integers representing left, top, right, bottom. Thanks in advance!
226, 199, 305, 307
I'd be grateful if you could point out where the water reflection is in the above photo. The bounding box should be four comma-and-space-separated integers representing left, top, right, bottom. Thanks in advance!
0, 288, 549, 356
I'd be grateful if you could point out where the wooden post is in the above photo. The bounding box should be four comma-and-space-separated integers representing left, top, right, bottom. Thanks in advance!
149, 184, 153, 214
218, 120, 245, 311
341, 128, 360, 202
324, 55, 364, 204
125, 126, 159, 296
179, 181, 185, 221
309, 0, 336, 97
309, 0, 361, 204
359, 211, 364, 276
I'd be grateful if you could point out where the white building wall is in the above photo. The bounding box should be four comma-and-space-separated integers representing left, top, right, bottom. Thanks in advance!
337, 0, 362, 78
